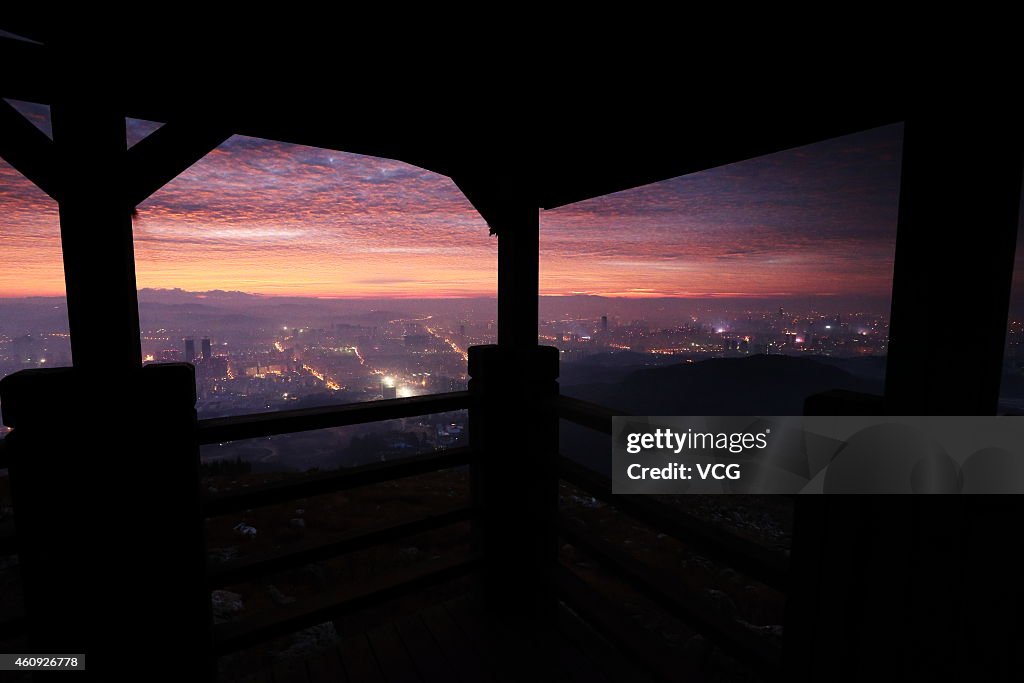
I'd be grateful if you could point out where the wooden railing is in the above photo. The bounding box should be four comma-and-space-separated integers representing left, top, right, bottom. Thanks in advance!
197, 391, 472, 444
198, 391, 477, 655
2, 385, 792, 678
551, 394, 788, 678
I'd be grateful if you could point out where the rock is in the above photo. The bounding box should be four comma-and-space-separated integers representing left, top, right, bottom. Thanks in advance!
211, 590, 244, 623
705, 588, 737, 614
232, 522, 257, 539
267, 584, 296, 606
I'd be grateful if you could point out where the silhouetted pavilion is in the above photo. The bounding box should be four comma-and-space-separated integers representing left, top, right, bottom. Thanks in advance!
1, 23, 1022, 682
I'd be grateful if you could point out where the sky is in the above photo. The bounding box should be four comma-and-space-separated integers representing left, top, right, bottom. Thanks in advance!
0, 100, 915, 301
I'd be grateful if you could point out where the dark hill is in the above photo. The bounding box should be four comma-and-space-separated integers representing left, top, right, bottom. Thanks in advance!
563, 354, 874, 415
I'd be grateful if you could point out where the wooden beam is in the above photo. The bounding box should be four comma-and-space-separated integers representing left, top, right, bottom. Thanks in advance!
203, 447, 474, 517
536, 107, 905, 210
551, 394, 624, 434
0, 37, 53, 106
885, 108, 1023, 414
125, 117, 233, 207
197, 390, 471, 444
453, 172, 539, 348
51, 97, 142, 371
0, 97, 58, 200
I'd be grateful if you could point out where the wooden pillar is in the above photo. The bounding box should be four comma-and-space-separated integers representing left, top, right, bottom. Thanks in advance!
885, 111, 1022, 415
51, 97, 143, 373
0, 364, 213, 680
461, 174, 559, 673
789, 108, 1024, 681
468, 345, 559, 645
0, 84, 214, 677
497, 202, 540, 348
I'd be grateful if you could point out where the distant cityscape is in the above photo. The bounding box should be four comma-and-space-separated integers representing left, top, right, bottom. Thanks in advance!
2, 291, 1023, 450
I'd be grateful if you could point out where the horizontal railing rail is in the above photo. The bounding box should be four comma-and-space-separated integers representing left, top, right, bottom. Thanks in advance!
212, 553, 480, 654
203, 447, 474, 518
197, 391, 472, 445
548, 394, 623, 435
209, 505, 475, 588
558, 456, 789, 590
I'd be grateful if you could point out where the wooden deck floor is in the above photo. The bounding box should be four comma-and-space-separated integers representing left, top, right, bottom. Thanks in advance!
234, 594, 652, 683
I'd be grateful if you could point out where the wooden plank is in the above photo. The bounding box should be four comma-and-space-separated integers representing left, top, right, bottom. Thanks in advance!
239, 669, 274, 683
213, 554, 478, 655
304, 646, 348, 683
209, 506, 474, 587
558, 457, 789, 590
394, 614, 457, 682
198, 392, 471, 444
442, 597, 520, 683
557, 631, 610, 683
271, 657, 310, 683
557, 566, 706, 683
367, 623, 420, 683
441, 596, 485, 648
419, 603, 489, 683
338, 634, 385, 683
203, 447, 473, 518
560, 521, 781, 675
558, 602, 654, 683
